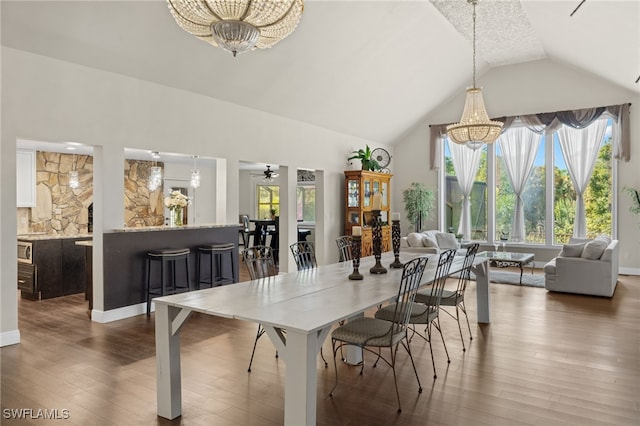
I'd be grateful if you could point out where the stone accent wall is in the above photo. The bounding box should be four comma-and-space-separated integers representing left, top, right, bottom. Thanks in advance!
30, 152, 93, 235
124, 160, 164, 227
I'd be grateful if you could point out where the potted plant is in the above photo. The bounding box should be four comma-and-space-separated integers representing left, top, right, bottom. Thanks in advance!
402, 182, 435, 232
347, 145, 381, 171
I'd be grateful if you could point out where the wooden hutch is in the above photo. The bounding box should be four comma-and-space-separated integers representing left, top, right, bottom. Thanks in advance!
344, 170, 392, 256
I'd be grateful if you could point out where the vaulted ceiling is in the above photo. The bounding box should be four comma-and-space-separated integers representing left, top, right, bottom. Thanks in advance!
2, 1, 638, 146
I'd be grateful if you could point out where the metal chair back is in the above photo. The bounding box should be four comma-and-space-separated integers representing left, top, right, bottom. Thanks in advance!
336, 236, 353, 262
289, 241, 317, 270
243, 246, 277, 280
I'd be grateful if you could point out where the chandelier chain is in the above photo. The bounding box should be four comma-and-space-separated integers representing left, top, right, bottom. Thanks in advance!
472, 0, 477, 88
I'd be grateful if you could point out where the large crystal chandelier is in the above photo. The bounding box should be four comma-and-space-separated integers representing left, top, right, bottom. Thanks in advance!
167, 0, 304, 57
447, 0, 503, 150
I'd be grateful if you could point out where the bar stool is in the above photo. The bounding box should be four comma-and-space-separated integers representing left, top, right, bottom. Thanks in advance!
146, 248, 191, 316
196, 243, 237, 289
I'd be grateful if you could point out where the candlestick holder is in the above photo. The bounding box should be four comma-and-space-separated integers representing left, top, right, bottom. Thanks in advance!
390, 219, 403, 268
369, 209, 387, 274
348, 235, 363, 280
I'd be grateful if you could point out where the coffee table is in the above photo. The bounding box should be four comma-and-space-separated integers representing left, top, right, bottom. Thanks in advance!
478, 251, 535, 284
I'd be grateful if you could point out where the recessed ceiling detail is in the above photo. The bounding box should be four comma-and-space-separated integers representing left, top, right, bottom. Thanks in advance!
430, 0, 546, 67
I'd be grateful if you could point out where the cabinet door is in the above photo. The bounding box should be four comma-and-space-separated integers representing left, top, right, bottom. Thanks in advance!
16, 149, 36, 207
62, 239, 87, 296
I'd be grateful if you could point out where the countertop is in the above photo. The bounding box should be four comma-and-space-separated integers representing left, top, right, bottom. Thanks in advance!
109, 223, 238, 233
17, 233, 93, 241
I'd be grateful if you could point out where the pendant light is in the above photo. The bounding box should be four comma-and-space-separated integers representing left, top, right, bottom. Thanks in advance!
190, 156, 201, 189
69, 153, 80, 189
446, 0, 503, 150
148, 151, 162, 191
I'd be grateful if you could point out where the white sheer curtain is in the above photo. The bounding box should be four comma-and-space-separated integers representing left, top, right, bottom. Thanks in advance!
498, 126, 542, 242
449, 140, 482, 240
557, 118, 608, 237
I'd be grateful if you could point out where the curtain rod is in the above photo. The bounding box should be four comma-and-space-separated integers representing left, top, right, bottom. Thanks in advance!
428, 102, 631, 128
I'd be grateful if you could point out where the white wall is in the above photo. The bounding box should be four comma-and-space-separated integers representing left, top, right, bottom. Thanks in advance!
0, 47, 390, 343
392, 58, 640, 271
163, 160, 217, 225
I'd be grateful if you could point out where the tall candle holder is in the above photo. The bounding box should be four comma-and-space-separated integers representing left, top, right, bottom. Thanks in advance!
369, 209, 387, 274
390, 219, 403, 268
348, 235, 363, 280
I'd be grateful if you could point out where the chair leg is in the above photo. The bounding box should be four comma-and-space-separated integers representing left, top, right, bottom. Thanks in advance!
329, 339, 340, 397
460, 301, 473, 341
426, 324, 437, 379
248, 324, 266, 372
401, 339, 422, 393
389, 345, 402, 413
434, 317, 450, 363
455, 305, 466, 352
320, 347, 328, 368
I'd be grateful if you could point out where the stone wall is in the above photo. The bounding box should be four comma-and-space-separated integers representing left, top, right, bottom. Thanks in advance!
30, 152, 93, 235
124, 160, 164, 227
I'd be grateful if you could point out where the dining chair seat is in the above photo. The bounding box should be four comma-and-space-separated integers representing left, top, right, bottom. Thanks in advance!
330, 317, 407, 347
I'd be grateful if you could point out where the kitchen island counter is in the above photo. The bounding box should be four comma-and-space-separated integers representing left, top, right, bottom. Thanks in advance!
103, 224, 238, 311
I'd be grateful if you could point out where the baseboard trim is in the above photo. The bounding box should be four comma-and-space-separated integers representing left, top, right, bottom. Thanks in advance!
619, 267, 640, 276
91, 302, 151, 323
0, 329, 21, 347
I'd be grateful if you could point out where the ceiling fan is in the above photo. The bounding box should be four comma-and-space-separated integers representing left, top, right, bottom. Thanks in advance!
253, 165, 279, 182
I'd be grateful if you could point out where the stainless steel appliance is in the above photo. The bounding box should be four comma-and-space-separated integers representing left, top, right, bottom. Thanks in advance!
17, 241, 32, 264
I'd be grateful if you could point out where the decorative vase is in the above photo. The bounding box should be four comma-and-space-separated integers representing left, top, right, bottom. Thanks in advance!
390, 219, 403, 268
348, 235, 363, 280
171, 207, 183, 227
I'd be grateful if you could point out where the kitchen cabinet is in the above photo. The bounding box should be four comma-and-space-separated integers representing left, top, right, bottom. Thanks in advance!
344, 170, 392, 256
18, 237, 89, 300
16, 149, 36, 207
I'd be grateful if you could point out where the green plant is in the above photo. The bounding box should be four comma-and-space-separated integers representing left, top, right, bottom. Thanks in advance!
348, 145, 381, 171
402, 182, 435, 232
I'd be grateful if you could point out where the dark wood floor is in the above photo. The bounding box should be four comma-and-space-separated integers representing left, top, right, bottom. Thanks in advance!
2, 267, 639, 425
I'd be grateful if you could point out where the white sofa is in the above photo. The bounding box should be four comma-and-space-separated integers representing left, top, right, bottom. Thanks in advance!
400, 230, 462, 255
544, 236, 619, 297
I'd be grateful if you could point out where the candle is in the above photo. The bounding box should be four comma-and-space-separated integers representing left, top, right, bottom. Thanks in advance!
392, 212, 400, 221
352, 226, 362, 236
372, 193, 382, 210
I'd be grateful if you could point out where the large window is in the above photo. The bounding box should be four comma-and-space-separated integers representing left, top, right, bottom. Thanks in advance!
257, 185, 279, 219
442, 118, 614, 245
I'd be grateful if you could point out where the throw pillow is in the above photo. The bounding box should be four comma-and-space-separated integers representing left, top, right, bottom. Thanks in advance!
435, 232, 459, 250
581, 239, 608, 260
421, 231, 439, 248
595, 234, 612, 246
406, 233, 423, 247
559, 243, 585, 258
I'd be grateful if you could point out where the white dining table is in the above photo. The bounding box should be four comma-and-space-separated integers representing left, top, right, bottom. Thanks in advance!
155, 251, 491, 425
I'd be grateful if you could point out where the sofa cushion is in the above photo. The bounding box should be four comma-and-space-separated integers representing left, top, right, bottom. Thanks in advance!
559, 243, 586, 258
406, 232, 424, 247
435, 232, 459, 250
581, 239, 608, 260
568, 237, 591, 245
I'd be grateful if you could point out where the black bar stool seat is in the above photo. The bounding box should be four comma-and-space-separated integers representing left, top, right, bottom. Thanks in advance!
196, 243, 236, 289
146, 248, 191, 316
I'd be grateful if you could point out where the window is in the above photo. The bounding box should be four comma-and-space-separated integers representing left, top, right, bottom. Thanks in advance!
441, 118, 614, 246
296, 184, 315, 222
257, 185, 279, 219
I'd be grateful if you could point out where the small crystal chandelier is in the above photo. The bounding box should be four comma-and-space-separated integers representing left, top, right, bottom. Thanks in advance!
148, 152, 163, 192
167, 0, 304, 57
68, 154, 80, 189
190, 156, 201, 189
447, 0, 503, 150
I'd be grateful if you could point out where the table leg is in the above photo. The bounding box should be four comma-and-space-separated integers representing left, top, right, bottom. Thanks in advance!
519, 263, 524, 284
156, 304, 184, 420
266, 327, 321, 426
471, 259, 491, 323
